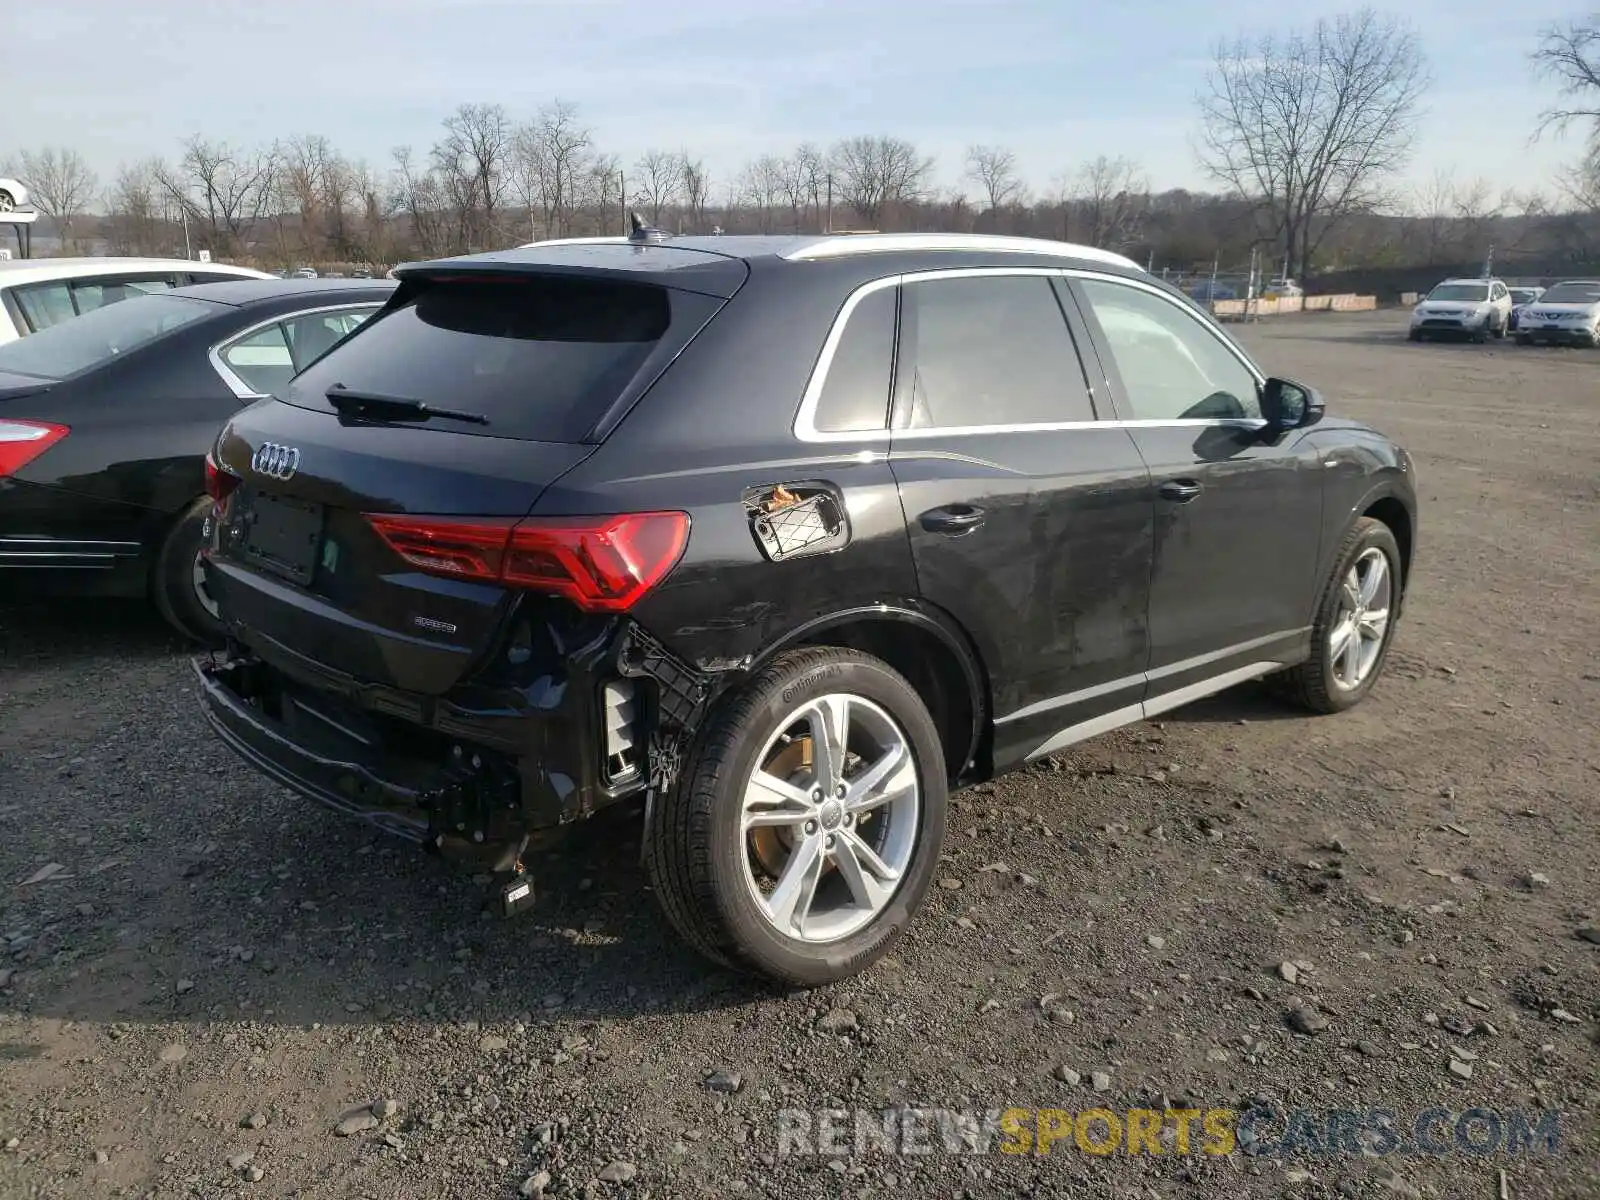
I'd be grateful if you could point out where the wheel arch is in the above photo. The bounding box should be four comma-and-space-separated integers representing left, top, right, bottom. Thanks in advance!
1356, 487, 1414, 591
751, 602, 991, 785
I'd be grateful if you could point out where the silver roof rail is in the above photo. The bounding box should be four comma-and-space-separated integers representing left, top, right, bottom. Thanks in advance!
781, 233, 1143, 272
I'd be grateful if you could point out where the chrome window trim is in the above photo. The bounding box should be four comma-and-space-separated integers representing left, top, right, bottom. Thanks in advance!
209, 302, 383, 400
792, 266, 1269, 444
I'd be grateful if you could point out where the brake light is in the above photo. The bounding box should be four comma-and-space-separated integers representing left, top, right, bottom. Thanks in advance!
204, 452, 241, 505
0, 421, 69, 477
365, 511, 690, 613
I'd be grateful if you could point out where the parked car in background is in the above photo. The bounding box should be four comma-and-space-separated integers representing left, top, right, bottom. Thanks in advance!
1189, 279, 1237, 302
1505, 286, 1545, 332
1407, 278, 1512, 342
0, 178, 30, 213
191, 232, 1417, 985
0, 258, 272, 346
292, 267, 319, 279
0, 277, 393, 640
1513, 280, 1600, 347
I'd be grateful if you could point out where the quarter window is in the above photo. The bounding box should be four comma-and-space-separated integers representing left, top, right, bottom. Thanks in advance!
12, 282, 77, 332
220, 323, 295, 396
812, 285, 896, 433
901, 274, 1093, 428
1078, 279, 1262, 421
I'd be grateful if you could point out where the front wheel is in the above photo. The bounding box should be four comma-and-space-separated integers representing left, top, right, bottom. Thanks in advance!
151, 498, 226, 645
646, 646, 948, 985
1271, 517, 1402, 714
1491, 315, 1506, 339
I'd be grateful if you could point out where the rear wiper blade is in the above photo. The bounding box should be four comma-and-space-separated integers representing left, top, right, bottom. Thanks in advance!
324, 385, 489, 426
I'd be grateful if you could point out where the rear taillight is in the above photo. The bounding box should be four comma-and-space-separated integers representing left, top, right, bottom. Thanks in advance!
365, 511, 690, 613
205, 452, 241, 505
0, 421, 69, 477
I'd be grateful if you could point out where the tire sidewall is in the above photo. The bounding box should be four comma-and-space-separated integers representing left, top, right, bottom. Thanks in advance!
1310, 521, 1402, 711
154, 498, 225, 645
702, 654, 948, 984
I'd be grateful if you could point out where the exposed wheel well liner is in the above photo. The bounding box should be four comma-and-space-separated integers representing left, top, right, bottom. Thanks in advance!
760, 607, 989, 784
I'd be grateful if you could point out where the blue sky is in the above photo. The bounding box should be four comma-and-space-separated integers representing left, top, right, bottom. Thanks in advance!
2, 0, 1589, 203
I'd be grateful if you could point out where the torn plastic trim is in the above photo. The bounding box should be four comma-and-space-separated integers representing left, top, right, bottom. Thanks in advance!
614, 622, 716, 794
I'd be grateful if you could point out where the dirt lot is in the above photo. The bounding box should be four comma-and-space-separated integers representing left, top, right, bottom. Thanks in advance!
1, 310, 1596, 1200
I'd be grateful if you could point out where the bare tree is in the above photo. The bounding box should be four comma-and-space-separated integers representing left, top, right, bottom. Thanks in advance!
964, 144, 1025, 219
1073, 155, 1149, 248
632, 149, 683, 225
103, 161, 168, 256
778, 144, 826, 232
1197, 8, 1427, 281
511, 100, 593, 241
1410, 167, 1458, 264
680, 153, 710, 232
828, 135, 933, 228
738, 155, 784, 232
390, 144, 450, 258
1532, 17, 1600, 143
153, 136, 278, 257
430, 103, 511, 252
16, 147, 99, 249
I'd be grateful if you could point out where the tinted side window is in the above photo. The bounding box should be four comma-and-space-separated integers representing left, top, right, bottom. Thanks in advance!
902, 274, 1093, 428
221, 323, 295, 396
813, 285, 895, 432
1078, 279, 1262, 422
283, 307, 378, 373
13, 282, 76, 332
72, 276, 172, 313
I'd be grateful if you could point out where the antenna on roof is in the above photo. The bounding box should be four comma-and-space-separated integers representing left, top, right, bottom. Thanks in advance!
628, 211, 670, 245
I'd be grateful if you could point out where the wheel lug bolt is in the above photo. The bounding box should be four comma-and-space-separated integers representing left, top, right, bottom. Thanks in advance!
843, 813, 853, 826
835, 784, 847, 798
805, 821, 818, 835
826, 835, 836, 849
811, 788, 823, 801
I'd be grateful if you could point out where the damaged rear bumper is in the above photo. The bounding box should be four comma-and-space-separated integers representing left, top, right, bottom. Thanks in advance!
192, 624, 714, 864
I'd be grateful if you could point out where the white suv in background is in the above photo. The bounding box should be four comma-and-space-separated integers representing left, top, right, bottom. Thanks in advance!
1513, 279, 1600, 348
1407, 278, 1513, 343
0, 257, 272, 345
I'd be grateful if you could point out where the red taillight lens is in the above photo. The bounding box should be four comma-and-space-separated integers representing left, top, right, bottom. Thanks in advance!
365, 511, 690, 613
0, 421, 69, 477
204, 452, 241, 505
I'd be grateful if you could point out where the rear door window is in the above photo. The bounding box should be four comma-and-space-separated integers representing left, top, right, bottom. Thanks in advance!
281, 276, 720, 442
898, 274, 1095, 429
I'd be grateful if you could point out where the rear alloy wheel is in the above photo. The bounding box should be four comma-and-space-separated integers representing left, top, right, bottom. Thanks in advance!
0, 191, 15, 214
152, 497, 226, 645
647, 647, 947, 985
1272, 517, 1402, 714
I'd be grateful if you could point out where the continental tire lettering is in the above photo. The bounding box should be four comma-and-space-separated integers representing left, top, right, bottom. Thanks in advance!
781, 664, 843, 705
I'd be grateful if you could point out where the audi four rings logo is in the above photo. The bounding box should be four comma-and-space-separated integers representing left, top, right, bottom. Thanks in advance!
252, 442, 301, 480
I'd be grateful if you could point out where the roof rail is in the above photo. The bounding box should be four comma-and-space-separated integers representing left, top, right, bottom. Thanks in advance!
782, 233, 1143, 272
516, 236, 628, 249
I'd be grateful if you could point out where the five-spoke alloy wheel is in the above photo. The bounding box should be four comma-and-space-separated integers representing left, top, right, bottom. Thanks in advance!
1274, 516, 1403, 713
648, 647, 948, 985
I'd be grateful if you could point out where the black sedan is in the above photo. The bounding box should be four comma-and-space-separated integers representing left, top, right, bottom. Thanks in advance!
0, 277, 394, 640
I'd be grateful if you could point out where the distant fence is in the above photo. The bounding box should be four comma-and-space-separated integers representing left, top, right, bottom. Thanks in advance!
1210, 293, 1377, 318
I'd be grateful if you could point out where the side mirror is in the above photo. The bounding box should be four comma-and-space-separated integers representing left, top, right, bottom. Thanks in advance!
1261, 377, 1325, 433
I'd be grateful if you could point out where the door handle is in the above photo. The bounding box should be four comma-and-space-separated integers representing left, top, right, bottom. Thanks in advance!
1159, 479, 1203, 503
919, 504, 986, 534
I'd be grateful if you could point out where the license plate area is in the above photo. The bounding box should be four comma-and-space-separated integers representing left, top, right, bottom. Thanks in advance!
241, 491, 324, 586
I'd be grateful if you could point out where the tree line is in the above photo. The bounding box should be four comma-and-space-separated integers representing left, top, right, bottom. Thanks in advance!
4, 9, 1598, 278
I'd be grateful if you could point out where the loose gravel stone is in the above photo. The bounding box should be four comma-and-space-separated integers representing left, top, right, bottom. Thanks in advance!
335, 1112, 379, 1137
597, 1160, 637, 1184
1287, 1006, 1329, 1035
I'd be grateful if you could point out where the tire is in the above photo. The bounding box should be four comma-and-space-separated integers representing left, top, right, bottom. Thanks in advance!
1472, 323, 1489, 344
646, 646, 949, 986
1516, 334, 1532, 346
1272, 517, 1402, 715
1406, 329, 1421, 342
151, 497, 226, 645
1491, 314, 1506, 339
0, 190, 14, 214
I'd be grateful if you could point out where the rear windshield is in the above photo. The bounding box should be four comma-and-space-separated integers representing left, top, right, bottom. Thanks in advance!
280, 276, 713, 442
1539, 282, 1600, 304
1427, 284, 1487, 302
0, 293, 216, 380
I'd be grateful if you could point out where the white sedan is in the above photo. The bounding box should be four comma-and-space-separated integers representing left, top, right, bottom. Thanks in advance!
0, 178, 30, 213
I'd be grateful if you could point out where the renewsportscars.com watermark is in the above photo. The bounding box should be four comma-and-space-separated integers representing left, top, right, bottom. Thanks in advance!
775, 1105, 1565, 1159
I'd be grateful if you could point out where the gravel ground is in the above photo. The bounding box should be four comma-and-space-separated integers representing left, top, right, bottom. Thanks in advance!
1, 311, 1596, 1200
